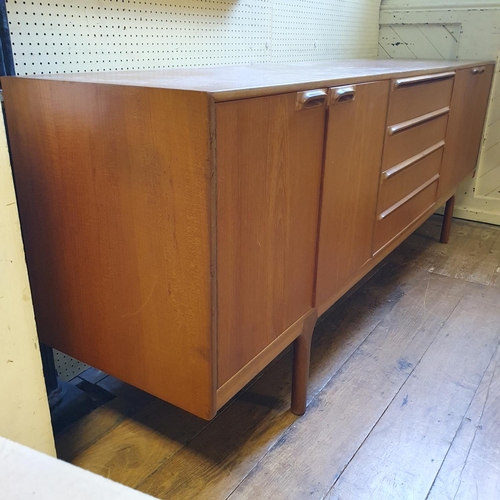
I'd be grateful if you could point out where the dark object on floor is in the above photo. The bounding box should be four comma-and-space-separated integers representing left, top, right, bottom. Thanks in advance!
40, 343, 114, 433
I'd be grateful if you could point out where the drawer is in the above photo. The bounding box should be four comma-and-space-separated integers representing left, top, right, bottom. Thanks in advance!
382, 112, 448, 171
387, 72, 455, 125
373, 176, 439, 253
378, 143, 444, 214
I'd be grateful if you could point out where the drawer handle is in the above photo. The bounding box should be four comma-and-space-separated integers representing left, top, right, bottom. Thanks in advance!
378, 174, 440, 221
394, 71, 455, 88
330, 86, 356, 105
472, 67, 485, 75
383, 141, 445, 180
295, 89, 327, 111
389, 106, 450, 135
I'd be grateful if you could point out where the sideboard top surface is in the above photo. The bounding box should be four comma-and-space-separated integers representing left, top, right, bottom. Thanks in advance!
5, 59, 494, 102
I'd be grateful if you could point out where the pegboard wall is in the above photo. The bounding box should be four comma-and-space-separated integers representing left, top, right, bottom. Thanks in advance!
53, 351, 89, 381
7, 0, 382, 75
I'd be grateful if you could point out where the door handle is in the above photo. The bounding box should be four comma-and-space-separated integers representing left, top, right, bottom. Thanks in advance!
295, 89, 327, 111
394, 71, 455, 88
330, 86, 356, 105
472, 67, 485, 75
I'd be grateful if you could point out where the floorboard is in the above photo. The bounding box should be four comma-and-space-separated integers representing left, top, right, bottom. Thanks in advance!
418, 218, 500, 286
450, 355, 500, 500
329, 284, 500, 500
56, 378, 154, 462
54, 216, 500, 500
225, 273, 466, 500
426, 343, 500, 500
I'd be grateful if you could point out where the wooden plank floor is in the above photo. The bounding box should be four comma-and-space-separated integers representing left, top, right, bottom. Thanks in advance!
56, 215, 500, 500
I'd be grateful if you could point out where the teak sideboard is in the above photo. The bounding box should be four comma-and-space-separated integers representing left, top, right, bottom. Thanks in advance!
2, 59, 493, 419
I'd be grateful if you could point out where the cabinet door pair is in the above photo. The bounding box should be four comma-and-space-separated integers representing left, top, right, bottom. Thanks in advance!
215, 82, 388, 384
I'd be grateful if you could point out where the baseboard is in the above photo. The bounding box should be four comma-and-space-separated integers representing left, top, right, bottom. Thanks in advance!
452, 206, 500, 226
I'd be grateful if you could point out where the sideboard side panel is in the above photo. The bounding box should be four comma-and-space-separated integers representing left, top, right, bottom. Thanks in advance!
2, 79, 216, 419
216, 93, 325, 386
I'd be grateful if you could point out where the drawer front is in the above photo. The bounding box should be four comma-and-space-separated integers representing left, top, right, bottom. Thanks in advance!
387, 72, 455, 125
373, 177, 439, 253
382, 113, 448, 171
378, 144, 444, 214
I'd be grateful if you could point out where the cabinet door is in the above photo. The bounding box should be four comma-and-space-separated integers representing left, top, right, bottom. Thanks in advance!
316, 81, 390, 309
438, 65, 494, 199
216, 91, 326, 386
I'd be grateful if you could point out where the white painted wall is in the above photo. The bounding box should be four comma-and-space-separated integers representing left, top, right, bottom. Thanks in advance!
0, 115, 55, 456
379, 0, 500, 225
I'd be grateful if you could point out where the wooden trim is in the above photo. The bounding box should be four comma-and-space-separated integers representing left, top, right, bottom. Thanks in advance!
208, 95, 218, 411
378, 174, 440, 221
383, 141, 445, 180
388, 107, 450, 136
216, 309, 316, 409
317, 186, 457, 317
381, 3, 499, 12
394, 72, 456, 89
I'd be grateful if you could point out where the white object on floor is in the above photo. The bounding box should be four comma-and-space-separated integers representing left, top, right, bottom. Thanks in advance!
0, 437, 156, 500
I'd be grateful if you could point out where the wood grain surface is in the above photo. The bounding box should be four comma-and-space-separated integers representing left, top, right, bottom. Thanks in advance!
316, 80, 389, 306
216, 310, 315, 409
378, 147, 443, 214
382, 113, 449, 171
56, 378, 154, 462
439, 65, 494, 198
427, 343, 500, 500
2, 79, 216, 419
387, 74, 454, 125
373, 178, 438, 252
4, 59, 492, 102
215, 92, 324, 386
331, 284, 500, 500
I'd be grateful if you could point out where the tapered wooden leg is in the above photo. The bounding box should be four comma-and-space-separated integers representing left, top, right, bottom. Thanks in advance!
291, 310, 318, 416
440, 195, 455, 244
